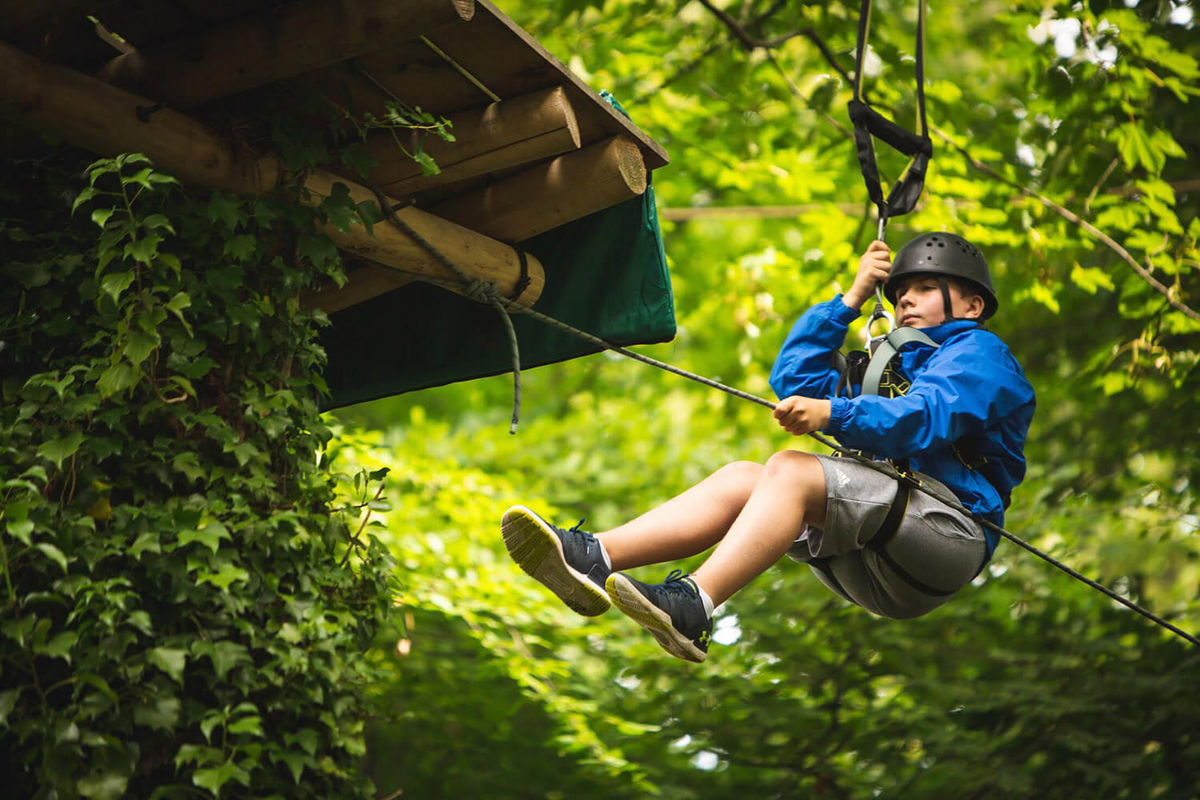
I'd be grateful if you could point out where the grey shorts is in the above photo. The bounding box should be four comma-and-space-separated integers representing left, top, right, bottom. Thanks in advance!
789, 455, 987, 619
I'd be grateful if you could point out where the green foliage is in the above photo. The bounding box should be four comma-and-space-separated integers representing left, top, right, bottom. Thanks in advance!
0, 154, 391, 797
331, 0, 1199, 796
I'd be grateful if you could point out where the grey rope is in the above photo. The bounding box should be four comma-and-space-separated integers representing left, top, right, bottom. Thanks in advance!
367, 187, 523, 434
368, 196, 1199, 648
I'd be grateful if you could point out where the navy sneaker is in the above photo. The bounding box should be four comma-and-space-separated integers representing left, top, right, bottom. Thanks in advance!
501, 505, 611, 616
605, 570, 713, 663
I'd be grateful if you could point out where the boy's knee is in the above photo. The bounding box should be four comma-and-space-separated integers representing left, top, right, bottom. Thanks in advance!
715, 460, 763, 492
764, 450, 824, 489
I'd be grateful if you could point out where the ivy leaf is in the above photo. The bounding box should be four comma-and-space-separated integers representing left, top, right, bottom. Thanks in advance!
100, 270, 136, 303
130, 532, 161, 558
147, 647, 187, 685
125, 234, 163, 265
123, 330, 160, 368
37, 432, 84, 469
193, 640, 251, 681
227, 713, 263, 737
412, 149, 441, 177
207, 193, 242, 230
35, 543, 69, 573
133, 695, 181, 730
223, 235, 257, 262
197, 563, 250, 591
72, 187, 98, 214
193, 761, 251, 796
76, 770, 129, 800
271, 749, 308, 784
97, 363, 138, 398
171, 452, 206, 483
91, 208, 116, 228
0, 689, 19, 727
179, 522, 231, 553
6, 518, 34, 546
38, 631, 78, 663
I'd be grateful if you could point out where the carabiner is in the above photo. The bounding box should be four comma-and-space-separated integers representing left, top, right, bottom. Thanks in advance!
864, 215, 894, 351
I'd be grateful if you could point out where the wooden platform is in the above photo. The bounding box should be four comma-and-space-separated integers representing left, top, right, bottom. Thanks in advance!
1, 0, 668, 313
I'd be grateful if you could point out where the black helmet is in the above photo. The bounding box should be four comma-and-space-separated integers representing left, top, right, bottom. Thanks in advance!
885, 232, 998, 320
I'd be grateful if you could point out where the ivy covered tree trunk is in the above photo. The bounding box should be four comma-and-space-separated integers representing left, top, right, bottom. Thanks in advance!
0, 153, 391, 798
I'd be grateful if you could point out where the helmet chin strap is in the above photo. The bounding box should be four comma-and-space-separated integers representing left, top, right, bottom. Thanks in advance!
937, 276, 955, 322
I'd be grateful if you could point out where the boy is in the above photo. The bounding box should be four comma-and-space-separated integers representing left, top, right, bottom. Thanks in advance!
502, 233, 1036, 662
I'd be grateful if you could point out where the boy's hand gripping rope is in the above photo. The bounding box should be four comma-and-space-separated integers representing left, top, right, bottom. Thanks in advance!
367, 193, 1199, 649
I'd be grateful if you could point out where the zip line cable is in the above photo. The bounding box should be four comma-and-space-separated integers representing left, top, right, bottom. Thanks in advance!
365, 191, 1200, 649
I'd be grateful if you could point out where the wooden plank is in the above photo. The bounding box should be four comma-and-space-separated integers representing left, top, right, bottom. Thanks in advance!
2, 1, 259, 71
429, 136, 646, 243
364, 86, 581, 198
96, 0, 477, 108
297, 41, 487, 127
421, 0, 668, 170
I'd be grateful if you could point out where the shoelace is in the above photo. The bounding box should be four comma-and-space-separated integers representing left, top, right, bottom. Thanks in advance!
661, 569, 698, 597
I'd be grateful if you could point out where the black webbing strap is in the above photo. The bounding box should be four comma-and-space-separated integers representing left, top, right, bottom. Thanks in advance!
866, 475, 957, 597
848, 0, 933, 219
867, 476, 912, 552
509, 248, 531, 301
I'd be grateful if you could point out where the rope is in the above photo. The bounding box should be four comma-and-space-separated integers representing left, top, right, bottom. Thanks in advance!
365, 185, 524, 434
363, 195, 1199, 648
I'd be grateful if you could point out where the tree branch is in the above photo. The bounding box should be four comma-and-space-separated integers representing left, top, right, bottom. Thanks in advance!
696, 0, 854, 85
933, 127, 1200, 321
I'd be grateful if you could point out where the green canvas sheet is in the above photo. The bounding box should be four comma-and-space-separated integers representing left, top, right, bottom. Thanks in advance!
319, 177, 675, 409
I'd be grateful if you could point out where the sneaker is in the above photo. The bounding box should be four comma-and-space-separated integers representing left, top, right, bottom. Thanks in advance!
501, 505, 611, 616
605, 570, 713, 663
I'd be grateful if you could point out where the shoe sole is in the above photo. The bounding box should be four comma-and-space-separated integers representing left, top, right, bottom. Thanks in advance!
605, 573, 706, 663
501, 505, 610, 617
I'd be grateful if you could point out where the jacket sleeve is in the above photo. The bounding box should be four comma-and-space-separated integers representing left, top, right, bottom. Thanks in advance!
825, 331, 1034, 459
770, 295, 861, 400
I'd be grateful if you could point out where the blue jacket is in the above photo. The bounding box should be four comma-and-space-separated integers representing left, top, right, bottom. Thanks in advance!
770, 295, 1036, 554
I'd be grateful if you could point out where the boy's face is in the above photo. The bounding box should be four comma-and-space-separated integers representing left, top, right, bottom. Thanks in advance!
894, 274, 985, 327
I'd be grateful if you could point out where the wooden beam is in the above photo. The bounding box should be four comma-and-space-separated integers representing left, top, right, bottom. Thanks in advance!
429, 136, 646, 243
364, 86, 581, 198
0, 41, 283, 195
0, 41, 542, 309
96, 0, 476, 108
304, 171, 543, 307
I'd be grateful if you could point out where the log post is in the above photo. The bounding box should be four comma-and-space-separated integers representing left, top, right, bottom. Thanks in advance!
0, 41, 542, 309
429, 136, 647, 243
96, 0, 476, 108
364, 86, 581, 197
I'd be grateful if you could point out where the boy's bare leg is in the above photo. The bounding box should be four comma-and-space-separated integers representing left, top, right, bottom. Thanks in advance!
597, 461, 763, 570
691, 450, 826, 606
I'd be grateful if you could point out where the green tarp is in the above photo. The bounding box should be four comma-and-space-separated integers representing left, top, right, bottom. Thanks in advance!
319, 166, 675, 410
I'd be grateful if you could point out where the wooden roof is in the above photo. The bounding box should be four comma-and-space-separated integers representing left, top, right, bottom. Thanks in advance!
1, 0, 669, 312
